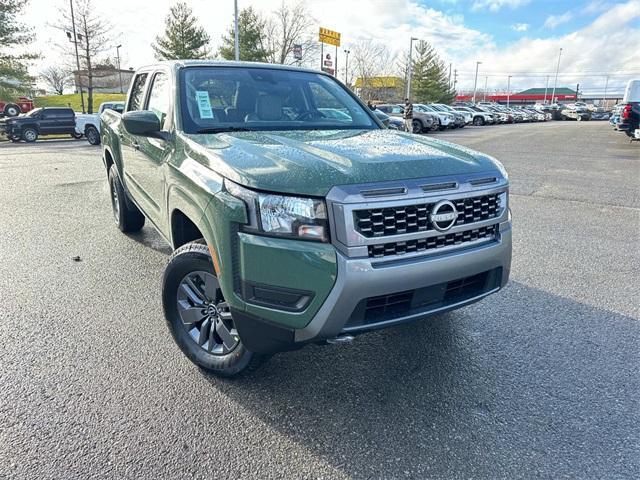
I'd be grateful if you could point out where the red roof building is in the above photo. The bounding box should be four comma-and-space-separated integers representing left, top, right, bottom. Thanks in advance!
456, 87, 577, 104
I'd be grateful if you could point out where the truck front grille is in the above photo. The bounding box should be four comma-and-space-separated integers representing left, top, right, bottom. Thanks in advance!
368, 224, 497, 258
354, 193, 500, 238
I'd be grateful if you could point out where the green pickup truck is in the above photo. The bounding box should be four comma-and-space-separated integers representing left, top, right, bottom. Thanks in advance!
101, 60, 512, 377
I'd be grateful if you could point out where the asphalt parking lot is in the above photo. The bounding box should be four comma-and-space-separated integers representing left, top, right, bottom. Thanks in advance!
1, 122, 638, 479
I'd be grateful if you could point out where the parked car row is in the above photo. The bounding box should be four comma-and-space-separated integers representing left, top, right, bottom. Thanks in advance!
0, 101, 125, 144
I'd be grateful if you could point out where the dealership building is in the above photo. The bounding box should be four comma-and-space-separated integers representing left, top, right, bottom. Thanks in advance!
456, 87, 577, 105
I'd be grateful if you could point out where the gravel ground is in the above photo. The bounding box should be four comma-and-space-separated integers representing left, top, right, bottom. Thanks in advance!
0, 122, 638, 480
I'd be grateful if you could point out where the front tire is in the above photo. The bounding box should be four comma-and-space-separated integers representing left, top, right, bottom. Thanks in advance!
411, 119, 423, 134
162, 241, 266, 377
108, 165, 145, 232
85, 126, 100, 145
71, 132, 83, 139
22, 127, 38, 142
473, 116, 484, 126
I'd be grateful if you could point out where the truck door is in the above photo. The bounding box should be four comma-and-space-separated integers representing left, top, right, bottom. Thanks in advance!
131, 70, 172, 227
119, 72, 160, 218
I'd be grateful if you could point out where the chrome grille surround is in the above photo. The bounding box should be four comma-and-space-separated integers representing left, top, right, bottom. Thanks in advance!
326, 172, 509, 260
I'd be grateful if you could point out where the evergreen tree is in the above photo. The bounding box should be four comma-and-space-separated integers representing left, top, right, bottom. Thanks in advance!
153, 2, 211, 60
0, 0, 36, 98
218, 7, 270, 62
410, 41, 455, 104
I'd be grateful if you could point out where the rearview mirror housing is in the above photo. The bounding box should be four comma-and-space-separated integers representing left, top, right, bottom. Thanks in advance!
122, 110, 161, 136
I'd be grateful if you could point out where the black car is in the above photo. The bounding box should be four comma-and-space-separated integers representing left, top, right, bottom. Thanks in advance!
0, 107, 78, 143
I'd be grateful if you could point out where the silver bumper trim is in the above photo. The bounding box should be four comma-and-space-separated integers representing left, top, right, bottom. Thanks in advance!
295, 220, 512, 342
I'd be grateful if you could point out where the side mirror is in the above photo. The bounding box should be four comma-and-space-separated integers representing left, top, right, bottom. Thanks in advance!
122, 110, 161, 136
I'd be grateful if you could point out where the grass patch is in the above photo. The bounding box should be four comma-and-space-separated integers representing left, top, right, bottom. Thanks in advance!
35, 93, 126, 112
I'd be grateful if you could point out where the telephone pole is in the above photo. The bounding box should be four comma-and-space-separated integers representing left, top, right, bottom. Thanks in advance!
234, 0, 239, 61
405, 37, 418, 99
69, 0, 85, 113
550, 47, 563, 104
472, 61, 481, 104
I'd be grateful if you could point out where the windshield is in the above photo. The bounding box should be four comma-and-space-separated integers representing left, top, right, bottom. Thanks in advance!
180, 66, 377, 133
26, 108, 42, 117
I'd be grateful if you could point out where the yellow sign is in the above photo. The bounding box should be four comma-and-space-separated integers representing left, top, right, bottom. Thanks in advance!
319, 27, 341, 47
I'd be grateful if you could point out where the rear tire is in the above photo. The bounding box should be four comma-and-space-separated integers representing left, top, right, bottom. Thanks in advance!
411, 119, 423, 134
71, 132, 83, 139
22, 127, 38, 142
473, 116, 483, 126
108, 165, 145, 233
9, 135, 20, 143
4, 104, 20, 117
162, 241, 266, 377
85, 126, 100, 145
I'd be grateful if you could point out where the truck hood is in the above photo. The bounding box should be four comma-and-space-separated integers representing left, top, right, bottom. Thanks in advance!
181, 129, 504, 197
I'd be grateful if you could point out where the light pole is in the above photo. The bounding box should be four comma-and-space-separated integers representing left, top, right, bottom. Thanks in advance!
405, 37, 418, 99
603, 75, 609, 109
68, 0, 85, 113
550, 47, 563, 105
115, 44, 123, 94
506, 75, 512, 107
483, 75, 488, 101
543, 75, 549, 104
234, 0, 240, 61
472, 61, 481, 104
343, 49, 350, 86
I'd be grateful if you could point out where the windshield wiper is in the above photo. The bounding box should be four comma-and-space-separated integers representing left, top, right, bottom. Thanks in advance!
196, 126, 252, 134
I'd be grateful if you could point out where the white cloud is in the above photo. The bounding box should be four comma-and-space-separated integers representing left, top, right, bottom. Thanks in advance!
583, 0, 612, 14
544, 12, 574, 29
472, 0, 531, 12
456, 1, 640, 93
511, 23, 529, 32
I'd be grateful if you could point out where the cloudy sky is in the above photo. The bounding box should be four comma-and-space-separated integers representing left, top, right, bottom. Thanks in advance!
22, 0, 640, 94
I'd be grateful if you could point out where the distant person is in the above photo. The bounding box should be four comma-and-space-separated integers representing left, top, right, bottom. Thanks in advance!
404, 98, 414, 132
367, 100, 376, 110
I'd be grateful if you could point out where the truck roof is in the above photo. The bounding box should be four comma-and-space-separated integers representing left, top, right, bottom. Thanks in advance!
135, 60, 323, 76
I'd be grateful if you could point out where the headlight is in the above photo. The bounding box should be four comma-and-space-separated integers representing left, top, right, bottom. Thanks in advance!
226, 180, 328, 242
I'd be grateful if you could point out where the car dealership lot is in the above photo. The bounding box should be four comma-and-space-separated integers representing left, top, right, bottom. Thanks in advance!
0, 123, 638, 479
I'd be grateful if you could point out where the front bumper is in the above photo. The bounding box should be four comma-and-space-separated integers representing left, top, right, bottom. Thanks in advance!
296, 219, 511, 342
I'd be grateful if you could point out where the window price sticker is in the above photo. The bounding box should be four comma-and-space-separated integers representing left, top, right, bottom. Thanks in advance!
195, 91, 214, 119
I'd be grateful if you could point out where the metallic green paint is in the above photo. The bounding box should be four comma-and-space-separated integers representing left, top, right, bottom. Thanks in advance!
182, 129, 502, 196
236, 233, 337, 329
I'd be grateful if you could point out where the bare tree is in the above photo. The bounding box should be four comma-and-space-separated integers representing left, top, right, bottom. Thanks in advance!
263, 1, 316, 65
56, 0, 111, 112
350, 40, 397, 101
39, 66, 71, 94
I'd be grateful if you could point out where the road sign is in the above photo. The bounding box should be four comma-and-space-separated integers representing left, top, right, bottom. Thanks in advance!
322, 67, 335, 76
293, 44, 302, 60
323, 53, 333, 67
319, 27, 341, 47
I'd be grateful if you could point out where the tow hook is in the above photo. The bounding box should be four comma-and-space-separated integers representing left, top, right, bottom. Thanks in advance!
326, 334, 355, 345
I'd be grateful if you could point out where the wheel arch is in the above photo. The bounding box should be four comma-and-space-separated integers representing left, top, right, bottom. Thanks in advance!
167, 185, 214, 251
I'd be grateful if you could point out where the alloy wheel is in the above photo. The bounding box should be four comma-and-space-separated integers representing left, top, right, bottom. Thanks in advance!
23, 130, 37, 141
110, 179, 120, 223
176, 271, 239, 355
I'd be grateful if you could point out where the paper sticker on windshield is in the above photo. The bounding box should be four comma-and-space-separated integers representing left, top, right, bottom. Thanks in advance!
195, 91, 214, 119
